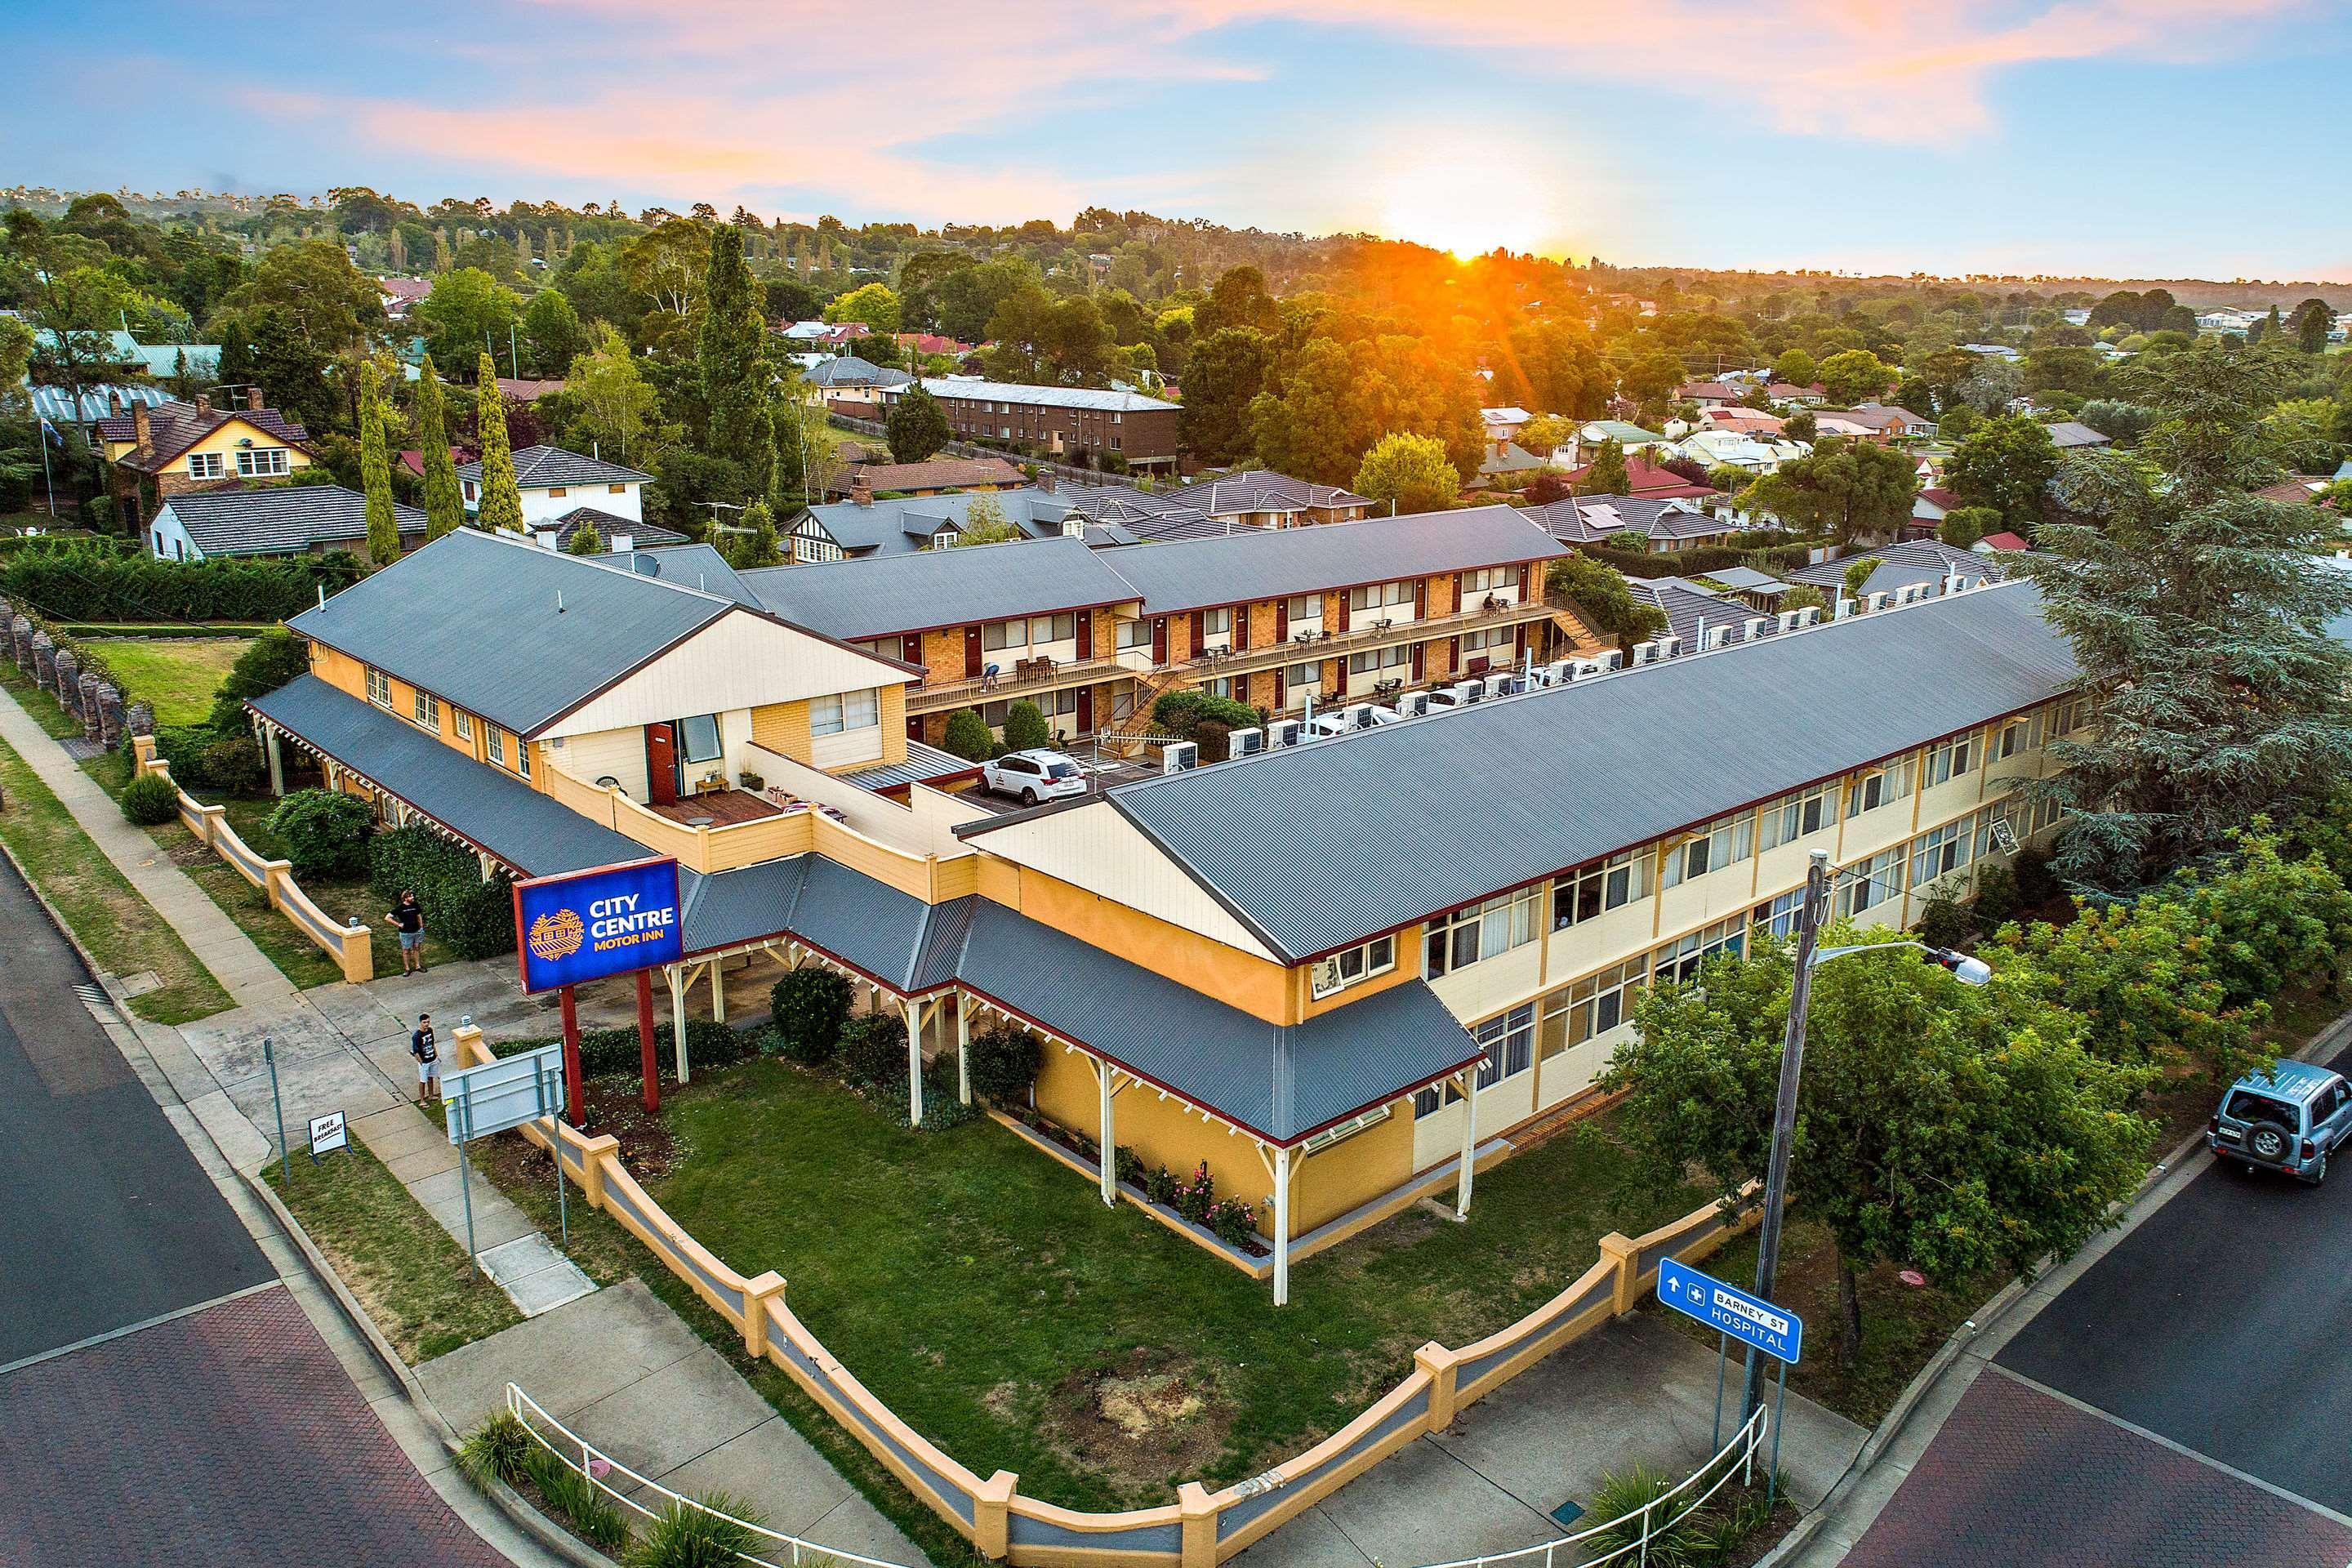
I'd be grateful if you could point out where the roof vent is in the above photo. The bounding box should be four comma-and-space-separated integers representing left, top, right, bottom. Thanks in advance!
631, 553, 661, 577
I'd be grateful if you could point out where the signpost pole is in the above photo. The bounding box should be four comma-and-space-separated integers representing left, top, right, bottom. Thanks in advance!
540, 1064, 568, 1249
1766, 1359, 1787, 1512
456, 1086, 480, 1282
1712, 1334, 1728, 1450
1743, 849, 1829, 1428
559, 986, 585, 1128
264, 1036, 288, 1186
635, 969, 660, 1115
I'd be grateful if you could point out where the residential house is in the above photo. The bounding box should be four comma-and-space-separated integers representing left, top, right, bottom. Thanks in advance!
34, 327, 221, 383
1911, 486, 1966, 529
1766, 382, 1827, 407
1160, 470, 1374, 528
457, 444, 653, 531
96, 389, 318, 525
1559, 456, 1716, 499
1474, 440, 1549, 488
2043, 421, 2112, 451
1834, 403, 1936, 439
1976, 532, 2031, 554
877, 376, 1183, 470
1675, 381, 1744, 410
1699, 408, 1786, 437
1561, 420, 1672, 466
377, 277, 433, 321
827, 457, 1027, 501
148, 485, 427, 562
1480, 408, 1534, 441
28, 383, 167, 434
1523, 495, 1742, 554
800, 354, 914, 414
1783, 541, 2003, 606
1674, 428, 1804, 474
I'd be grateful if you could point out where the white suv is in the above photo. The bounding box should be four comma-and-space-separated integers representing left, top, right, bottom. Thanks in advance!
982, 749, 1089, 806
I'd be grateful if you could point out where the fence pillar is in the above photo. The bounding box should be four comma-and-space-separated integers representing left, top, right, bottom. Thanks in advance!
1415, 1342, 1463, 1430
577, 1133, 621, 1209
9, 615, 32, 668
973, 1470, 1018, 1560
51, 648, 78, 717
262, 859, 293, 911
96, 682, 123, 747
30, 631, 55, 693
1178, 1482, 1220, 1568
194, 801, 225, 849
1597, 1232, 1641, 1316
78, 670, 102, 740
127, 699, 154, 740
740, 1270, 786, 1359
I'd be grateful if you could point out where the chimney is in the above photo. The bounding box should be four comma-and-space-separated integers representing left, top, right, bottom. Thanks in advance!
247, 385, 265, 412
851, 474, 873, 507
1037, 467, 1055, 494
194, 393, 212, 416
131, 400, 152, 451
109, 391, 124, 416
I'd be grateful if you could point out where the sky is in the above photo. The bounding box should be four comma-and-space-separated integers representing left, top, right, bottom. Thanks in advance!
8, 0, 2349, 281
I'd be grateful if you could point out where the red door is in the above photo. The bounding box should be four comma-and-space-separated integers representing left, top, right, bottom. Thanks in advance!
1232, 605, 1250, 650
901, 634, 921, 665
1273, 668, 1286, 710
1075, 613, 1093, 660
645, 723, 679, 805
1076, 687, 1094, 733
1189, 610, 1206, 650
1410, 642, 1425, 681
1518, 564, 1532, 598
1151, 617, 1169, 666
1338, 593, 1353, 633
1515, 623, 1529, 660
963, 625, 982, 677
1275, 597, 1290, 641
1414, 578, 1428, 618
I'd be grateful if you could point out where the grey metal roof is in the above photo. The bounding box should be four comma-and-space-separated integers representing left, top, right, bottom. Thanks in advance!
918, 376, 1177, 412
833, 740, 982, 793
289, 528, 735, 737
592, 542, 763, 608
1702, 565, 1784, 591
160, 486, 425, 557
804, 355, 911, 389
553, 509, 687, 550
247, 675, 644, 877
1524, 496, 1732, 545
29, 383, 167, 425
742, 535, 1138, 640
456, 444, 653, 488
1160, 470, 1371, 516
1085, 582, 2078, 961
2044, 421, 2112, 450
800, 487, 1080, 559
1784, 541, 2003, 599
1094, 505, 1569, 616
1628, 578, 1757, 649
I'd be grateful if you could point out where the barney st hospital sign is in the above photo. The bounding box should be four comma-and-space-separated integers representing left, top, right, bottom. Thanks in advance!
512, 857, 686, 994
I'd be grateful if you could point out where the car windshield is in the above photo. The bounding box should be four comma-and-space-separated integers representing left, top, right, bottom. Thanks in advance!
2224, 1089, 2299, 1126
1045, 764, 1079, 779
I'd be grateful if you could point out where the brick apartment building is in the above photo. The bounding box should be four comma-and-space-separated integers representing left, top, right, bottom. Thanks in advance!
880, 376, 1183, 470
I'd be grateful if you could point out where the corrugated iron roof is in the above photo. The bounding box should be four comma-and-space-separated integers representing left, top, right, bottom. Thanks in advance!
160, 485, 425, 557
742, 535, 1138, 640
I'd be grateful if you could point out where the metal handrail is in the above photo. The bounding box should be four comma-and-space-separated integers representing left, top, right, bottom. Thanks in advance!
505, 1382, 923, 1568
1414, 1405, 1770, 1568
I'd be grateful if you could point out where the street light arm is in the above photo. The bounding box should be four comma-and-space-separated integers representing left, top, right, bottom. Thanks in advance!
1810, 938, 1991, 986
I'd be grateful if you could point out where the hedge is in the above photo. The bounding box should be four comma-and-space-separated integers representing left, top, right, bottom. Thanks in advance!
769, 968, 852, 1064
1572, 539, 1817, 581
368, 825, 516, 960
492, 1017, 751, 1079
840, 1012, 909, 1091
0, 547, 364, 622
266, 788, 374, 880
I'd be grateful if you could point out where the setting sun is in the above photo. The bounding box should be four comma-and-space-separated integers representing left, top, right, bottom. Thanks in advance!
1376, 140, 1561, 257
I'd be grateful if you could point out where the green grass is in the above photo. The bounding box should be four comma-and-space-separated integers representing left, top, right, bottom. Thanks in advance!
81, 637, 252, 726
0, 658, 88, 740
0, 722, 230, 1023
265, 1133, 522, 1362
499, 1060, 1699, 1516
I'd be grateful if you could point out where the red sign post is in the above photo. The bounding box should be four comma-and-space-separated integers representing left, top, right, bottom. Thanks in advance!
635, 970, 660, 1115
557, 985, 585, 1128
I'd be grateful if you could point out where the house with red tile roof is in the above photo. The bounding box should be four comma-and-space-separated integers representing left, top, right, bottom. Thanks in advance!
1560, 457, 1715, 500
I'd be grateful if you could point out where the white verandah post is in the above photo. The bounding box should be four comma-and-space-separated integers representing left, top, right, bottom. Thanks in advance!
1097, 1062, 1120, 1206
1272, 1143, 1294, 1306
902, 997, 929, 1125
1455, 1067, 1479, 1220
708, 957, 726, 1023
955, 997, 972, 1105
666, 962, 689, 1084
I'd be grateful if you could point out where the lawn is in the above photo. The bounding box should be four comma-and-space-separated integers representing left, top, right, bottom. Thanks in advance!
0, 657, 87, 740
265, 1131, 521, 1362
492, 1058, 1703, 1517
82, 636, 252, 726
0, 722, 230, 1024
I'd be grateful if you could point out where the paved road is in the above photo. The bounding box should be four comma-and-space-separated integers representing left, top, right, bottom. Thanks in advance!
1843, 1040, 2352, 1566
0, 854, 511, 1566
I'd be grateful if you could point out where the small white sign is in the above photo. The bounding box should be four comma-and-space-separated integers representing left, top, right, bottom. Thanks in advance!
1990, 815, 2020, 856
307, 1110, 349, 1156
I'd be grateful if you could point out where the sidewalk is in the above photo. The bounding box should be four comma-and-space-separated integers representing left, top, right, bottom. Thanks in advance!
0, 684, 295, 1010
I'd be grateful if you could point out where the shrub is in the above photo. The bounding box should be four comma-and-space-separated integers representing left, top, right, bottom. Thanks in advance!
840, 1011, 909, 1092
368, 825, 516, 959
1582, 1466, 1706, 1568
1152, 688, 1257, 742
267, 788, 376, 880
525, 1448, 630, 1552
769, 968, 852, 1064
200, 735, 266, 795
119, 770, 180, 826
942, 708, 993, 762
1114, 1145, 1144, 1187
919, 1055, 978, 1129
1194, 719, 1232, 763
965, 1023, 1041, 1105
455, 1410, 534, 1490
1972, 862, 2020, 927
1141, 1165, 1179, 1206
1205, 1196, 1257, 1246
491, 1018, 747, 1081
1174, 1161, 1215, 1223
1002, 699, 1051, 752
2014, 844, 2062, 908
1915, 889, 1973, 950
2156, 831, 2352, 1008
0, 548, 362, 623
150, 724, 220, 789
626, 1491, 765, 1568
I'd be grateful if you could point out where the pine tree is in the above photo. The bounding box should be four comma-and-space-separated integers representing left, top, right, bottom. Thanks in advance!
413, 354, 464, 539
565, 522, 603, 555
360, 362, 402, 564
474, 351, 525, 532
1586, 436, 1631, 497
698, 225, 772, 466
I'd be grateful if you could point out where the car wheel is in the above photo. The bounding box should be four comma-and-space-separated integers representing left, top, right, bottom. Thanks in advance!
1021, 787, 1038, 807
2245, 1120, 2295, 1165
2301, 1151, 2328, 1187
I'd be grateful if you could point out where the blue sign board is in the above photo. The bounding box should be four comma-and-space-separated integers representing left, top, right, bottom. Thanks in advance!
511, 857, 684, 993
1657, 1258, 1803, 1365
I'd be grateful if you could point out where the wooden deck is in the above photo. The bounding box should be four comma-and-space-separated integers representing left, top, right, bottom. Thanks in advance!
648, 789, 786, 827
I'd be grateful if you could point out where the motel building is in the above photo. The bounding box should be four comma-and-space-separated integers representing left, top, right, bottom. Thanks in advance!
245, 525, 2077, 1302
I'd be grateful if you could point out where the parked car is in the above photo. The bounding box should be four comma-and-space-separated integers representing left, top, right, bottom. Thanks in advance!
2208, 1059, 2352, 1186
982, 749, 1088, 806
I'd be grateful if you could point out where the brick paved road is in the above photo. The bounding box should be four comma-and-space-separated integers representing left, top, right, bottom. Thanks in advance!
1843, 1371, 2352, 1568
0, 854, 514, 1566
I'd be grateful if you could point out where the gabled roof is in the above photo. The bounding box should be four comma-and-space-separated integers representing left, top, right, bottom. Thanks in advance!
2043, 421, 2113, 450
456, 445, 653, 488
917, 376, 1178, 412
800, 486, 1085, 559
836, 456, 1025, 493
1524, 495, 1730, 545
159, 484, 425, 557
1560, 457, 1713, 499
1627, 577, 1762, 649
1783, 540, 2004, 599
1161, 470, 1371, 516
545, 507, 688, 551
590, 542, 763, 608
96, 399, 314, 470
1094, 505, 1569, 617
288, 528, 739, 736
1036, 583, 2074, 962
1477, 442, 1548, 477
1979, 531, 2031, 551
804, 354, 913, 390
743, 535, 1141, 641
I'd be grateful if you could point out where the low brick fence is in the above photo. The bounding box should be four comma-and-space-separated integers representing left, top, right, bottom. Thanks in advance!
131, 735, 373, 983
449, 1025, 1758, 1567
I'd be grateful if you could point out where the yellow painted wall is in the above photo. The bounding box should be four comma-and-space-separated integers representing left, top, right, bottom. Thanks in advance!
751, 699, 814, 764
1007, 862, 1293, 1022
1293, 1100, 1415, 1232
1296, 926, 1424, 1021
876, 684, 908, 768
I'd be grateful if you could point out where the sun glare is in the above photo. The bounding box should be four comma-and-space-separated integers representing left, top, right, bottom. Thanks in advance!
1378, 144, 1558, 258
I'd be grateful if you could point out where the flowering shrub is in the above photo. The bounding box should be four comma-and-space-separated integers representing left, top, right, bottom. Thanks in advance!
1114, 1145, 1144, 1187
1141, 1165, 1179, 1206
1174, 1161, 1216, 1223
1205, 1196, 1258, 1247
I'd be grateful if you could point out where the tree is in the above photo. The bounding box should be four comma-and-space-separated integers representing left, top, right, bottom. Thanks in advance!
1584, 437, 1630, 497
2011, 349, 2352, 889
1738, 439, 1916, 546
1841, 555, 1883, 599
412, 355, 465, 540
1779, 583, 1828, 614
1548, 555, 1664, 648
1616, 350, 1686, 420
1516, 414, 1575, 457
1771, 348, 1816, 390
223, 238, 385, 354
520, 287, 589, 377
2288, 298, 2336, 355
1817, 349, 1895, 407
359, 363, 400, 564
1952, 357, 2022, 415
1939, 506, 2002, 549
1193, 266, 1278, 336
884, 385, 950, 462
1002, 700, 1052, 753
730, 499, 782, 568
563, 326, 657, 466
1353, 432, 1459, 516
950, 492, 1021, 546
1605, 929, 2154, 1365
2077, 399, 2155, 447
698, 225, 772, 467
942, 710, 993, 762
824, 283, 902, 336
414, 268, 521, 376
213, 305, 340, 434
473, 353, 524, 532
207, 626, 311, 732
1178, 327, 1272, 465
1946, 413, 2059, 523
1782, 408, 1817, 443
564, 521, 602, 554
1508, 318, 1609, 417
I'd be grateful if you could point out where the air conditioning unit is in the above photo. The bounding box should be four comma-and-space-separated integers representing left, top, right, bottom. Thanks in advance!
1161, 741, 1197, 773
1704, 625, 1731, 649
1655, 634, 1682, 660
1796, 606, 1822, 627
1833, 595, 1856, 621
1776, 609, 1805, 632
1452, 679, 1485, 706
1394, 691, 1431, 718
1423, 687, 1464, 710
1481, 674, 1513, 698
1228, 726, 1265, 756
1367, 704, 1407, 726
1266, 718, 1302, 748
1541, 660, 1575, 687
1863, 591, 1890, 612
1895, 582, 1928, 604
1596, 648, 1624, 672
1307, 709, 1352, 737
1630, 640, 1659, 666
1344, 702, 1377, 731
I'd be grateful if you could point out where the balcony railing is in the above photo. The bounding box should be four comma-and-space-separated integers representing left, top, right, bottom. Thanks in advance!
905, 651, 1154, 715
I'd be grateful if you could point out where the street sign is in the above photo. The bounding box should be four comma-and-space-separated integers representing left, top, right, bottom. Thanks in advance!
1658, 1257, 1803, 1365
306, 1110, 348, 1157
443, 1044, 568, 1144
511, 857, 684, 994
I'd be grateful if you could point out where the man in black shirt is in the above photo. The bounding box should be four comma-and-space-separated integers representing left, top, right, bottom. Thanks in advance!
385, 889, 425, 974
411, 1013, 439, 1106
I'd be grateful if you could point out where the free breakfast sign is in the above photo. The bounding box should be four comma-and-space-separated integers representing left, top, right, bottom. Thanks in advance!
511, 857, 684, 993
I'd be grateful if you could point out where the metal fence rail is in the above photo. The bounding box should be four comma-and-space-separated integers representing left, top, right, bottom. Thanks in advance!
1415, 1406, 1770, 1568
505, 1383, 923, 1568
